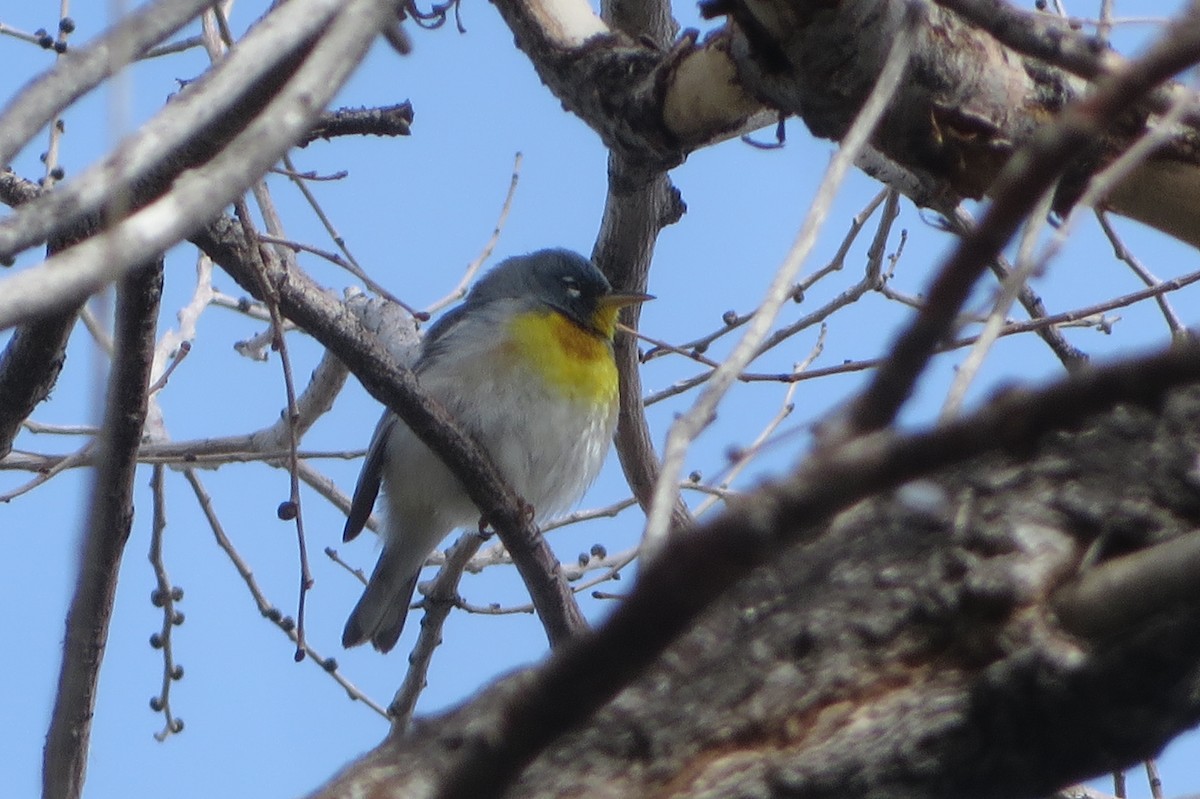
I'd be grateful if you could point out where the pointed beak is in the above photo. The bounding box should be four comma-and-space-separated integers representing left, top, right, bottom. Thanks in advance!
599, 291, 655, 310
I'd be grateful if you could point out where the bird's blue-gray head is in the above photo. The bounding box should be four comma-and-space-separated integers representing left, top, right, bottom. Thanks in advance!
422, 249, 651, 350
467, 249, 608, 326
466, 249, 619, 335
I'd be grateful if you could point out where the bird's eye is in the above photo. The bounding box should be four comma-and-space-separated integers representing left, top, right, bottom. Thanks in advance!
562, 276, 581, 299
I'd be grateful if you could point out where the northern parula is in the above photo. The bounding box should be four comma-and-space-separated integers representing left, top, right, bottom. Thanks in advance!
341, 248, 651, 652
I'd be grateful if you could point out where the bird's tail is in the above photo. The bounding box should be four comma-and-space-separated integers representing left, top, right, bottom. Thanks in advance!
342, 546, 420, 653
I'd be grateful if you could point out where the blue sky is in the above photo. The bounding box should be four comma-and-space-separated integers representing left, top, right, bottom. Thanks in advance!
2, 1, 1199, 797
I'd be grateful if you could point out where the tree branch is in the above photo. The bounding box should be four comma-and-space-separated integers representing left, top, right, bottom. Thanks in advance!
42, 260, 162, 799
388, 531, 485, 730
841, 11, 1200, 437
714, 0, 1200, 247
0, 0, 213, 168
191, 215, 589, 646
489, 0, 773, 169
0, 176, 77, 459
0, 312, 77, 458
590, 0, 690, 531
0, 0, 400, 331
1054, 527, 1200, 641
301, 102, 414, 145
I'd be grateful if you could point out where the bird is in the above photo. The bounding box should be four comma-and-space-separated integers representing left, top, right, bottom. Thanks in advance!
341, 248, 652, 652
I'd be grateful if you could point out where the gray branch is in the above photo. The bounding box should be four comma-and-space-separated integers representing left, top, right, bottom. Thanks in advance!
42, 260, 162, 799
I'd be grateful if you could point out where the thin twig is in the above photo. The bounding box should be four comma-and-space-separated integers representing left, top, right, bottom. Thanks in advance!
1145, 759, 1164, 799
389, 532, 486, 730
148, 464, 185, 741
147, 340, 190, 395
324, 546, 369, 586
233, 189, 314, 661
948, 208, 1089, 369
692, 327, 824, 518
183, 468, 387, 717
21, 420, 98, 435
425, 152, 523, 315
1096, 211, 1187, 336
269, 166, 349, 182
641, 189, 890, 365
142, 34, 204, 59
940, 189, 1057, 419
278, 152, 421, 317
0, 440, 93, 501
78, 305, 114, 353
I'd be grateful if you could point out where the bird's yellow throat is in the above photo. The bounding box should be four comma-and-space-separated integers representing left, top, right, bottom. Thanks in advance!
505, 308, 620, 404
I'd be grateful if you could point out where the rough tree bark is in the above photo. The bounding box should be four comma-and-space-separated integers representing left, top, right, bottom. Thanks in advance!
720, 0, 1200, 246
308, 370, 1200, 798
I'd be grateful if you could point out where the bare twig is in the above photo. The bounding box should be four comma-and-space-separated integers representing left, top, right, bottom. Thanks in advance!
325, 546, 369, 586
1096, 211, 1187, 336
640, 189, 890, 366
692, 326, 825, 519
0, 440, 93, 501
300, 102, 415, 145
940, 190, 1057, 419
184, 468, 387, 717
147, 464, 185, 741
948, 207, 1089, 369
277, 151, 422, 318
425, 152, 523, 315
232, 193, 314, 661
1145, 759, 1164, 799
389, 532, 486, 730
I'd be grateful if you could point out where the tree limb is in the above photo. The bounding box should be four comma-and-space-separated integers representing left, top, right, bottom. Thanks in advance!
0, 0, 400, 331
0, 0, 213, 168
716, 0, 1200, 247
42, 260, 162, 799
841, 11, 1200, 437
489, 0, 773, 169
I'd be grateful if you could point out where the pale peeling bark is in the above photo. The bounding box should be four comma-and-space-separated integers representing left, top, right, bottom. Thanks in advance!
309, 378, 1200, 799
492, 0, 775, 165
726, 0, 1064, 196
495, 0, 1200, 247
720, 0, 1200, 245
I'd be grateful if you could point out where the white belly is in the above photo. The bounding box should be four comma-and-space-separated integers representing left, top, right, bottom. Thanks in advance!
380, 333, 617, 544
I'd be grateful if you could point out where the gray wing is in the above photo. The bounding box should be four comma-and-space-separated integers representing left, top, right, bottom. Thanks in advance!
343, 302, 470, 542
415, 301, 470, 370
342, 410, 397, 542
